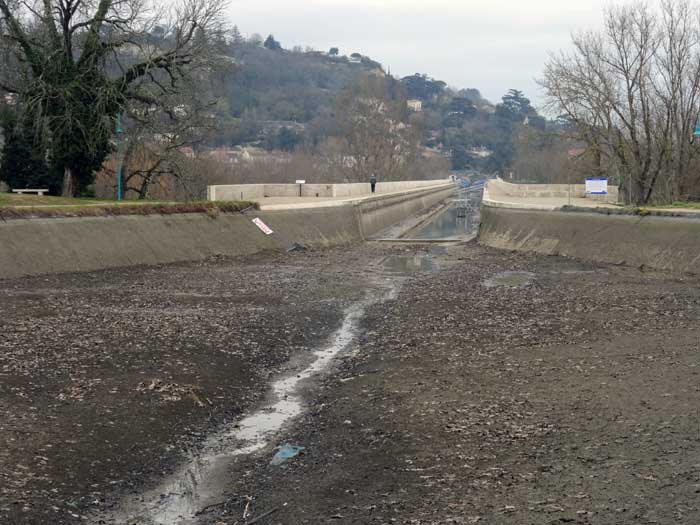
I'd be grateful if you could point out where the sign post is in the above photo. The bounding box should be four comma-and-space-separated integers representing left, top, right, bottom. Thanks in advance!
295, 179, 306, 197
116, 114, 124, 201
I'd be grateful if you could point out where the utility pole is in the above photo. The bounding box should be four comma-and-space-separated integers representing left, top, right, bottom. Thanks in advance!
116, 115, 124, 201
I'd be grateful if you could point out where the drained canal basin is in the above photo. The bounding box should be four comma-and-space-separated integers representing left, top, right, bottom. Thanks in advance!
483, 271, 535, 288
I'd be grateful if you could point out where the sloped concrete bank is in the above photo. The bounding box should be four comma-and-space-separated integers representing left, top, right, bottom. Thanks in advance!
356, 184, 455, 237
479, 204, 700, 274
0, 185, 455, 280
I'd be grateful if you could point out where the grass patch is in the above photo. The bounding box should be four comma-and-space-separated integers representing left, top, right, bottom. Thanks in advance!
0, 193, 118, 207
656, 201, 700, 210
0, 200, 258, 220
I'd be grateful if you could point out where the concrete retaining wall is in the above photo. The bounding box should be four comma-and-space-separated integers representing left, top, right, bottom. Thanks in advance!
479, 205, 700, 274
208, 180, 449, 201
357, 184, 457, 237
0, 207, 362, 280
0, 185, 456, 280
489, 179, 619, 203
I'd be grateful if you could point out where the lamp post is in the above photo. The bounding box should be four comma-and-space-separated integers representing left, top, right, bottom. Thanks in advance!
115, 114, 124, 201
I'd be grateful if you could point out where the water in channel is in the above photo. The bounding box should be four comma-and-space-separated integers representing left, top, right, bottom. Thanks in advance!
406, 190, 482, 241
96, 268, 414, 524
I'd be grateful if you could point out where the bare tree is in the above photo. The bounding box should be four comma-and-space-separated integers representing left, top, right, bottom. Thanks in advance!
333, 74, 420, 182
541, 0, 700, 204
0, 0, 228, 196
109, 68, 226, 199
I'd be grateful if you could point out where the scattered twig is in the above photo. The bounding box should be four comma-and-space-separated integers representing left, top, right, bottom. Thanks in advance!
244, 507, 280, 525
194, 500, 226, 516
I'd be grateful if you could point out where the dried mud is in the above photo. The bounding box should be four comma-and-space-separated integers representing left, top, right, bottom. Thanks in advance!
3, 241, 700, 525
200, 245, 700, 525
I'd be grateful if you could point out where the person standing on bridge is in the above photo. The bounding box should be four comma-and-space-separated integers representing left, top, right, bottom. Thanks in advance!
370, 174, 377, 194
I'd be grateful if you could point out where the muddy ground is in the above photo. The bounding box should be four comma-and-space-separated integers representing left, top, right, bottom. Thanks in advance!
199, 245, 700, 525
0, 244, 391, 524
3, 240, 700, 524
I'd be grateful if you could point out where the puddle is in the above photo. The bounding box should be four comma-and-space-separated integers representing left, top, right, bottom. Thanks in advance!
430, 246, 449, 255
98, 297, 382, 525
383, 255, 438, 273
483, 271, 535, 288
557, 269, 604, 275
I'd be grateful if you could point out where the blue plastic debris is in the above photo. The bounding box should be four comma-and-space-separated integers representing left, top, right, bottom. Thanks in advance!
270, 443, 305, 466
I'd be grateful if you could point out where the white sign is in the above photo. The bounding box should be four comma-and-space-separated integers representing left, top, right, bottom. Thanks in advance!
585, 178, 608, 195
295, 180, 306, 184
252, 218, 274, 235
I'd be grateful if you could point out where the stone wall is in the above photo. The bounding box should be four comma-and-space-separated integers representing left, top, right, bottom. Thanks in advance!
479, 205, 700, 274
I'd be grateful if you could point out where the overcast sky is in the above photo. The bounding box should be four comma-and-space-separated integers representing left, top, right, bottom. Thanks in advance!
227, 0, 613, 107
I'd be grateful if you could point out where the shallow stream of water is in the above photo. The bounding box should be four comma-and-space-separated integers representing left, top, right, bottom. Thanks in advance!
100, 300, 370, 524
94, 253, 444, 524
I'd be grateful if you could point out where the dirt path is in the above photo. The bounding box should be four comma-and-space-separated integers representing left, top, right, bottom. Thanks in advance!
198, 244, 700, 525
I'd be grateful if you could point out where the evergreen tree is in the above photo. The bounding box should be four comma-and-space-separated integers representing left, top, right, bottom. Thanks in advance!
0, 0, 226, 196
0, 109, 54, 192
230, 25, 244, 45
264, 34, 282, 51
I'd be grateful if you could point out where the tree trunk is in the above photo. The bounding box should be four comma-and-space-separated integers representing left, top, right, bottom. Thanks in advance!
62, 166, 77, 197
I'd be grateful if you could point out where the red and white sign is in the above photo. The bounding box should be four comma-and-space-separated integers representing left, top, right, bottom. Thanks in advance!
252, 218, 274, 235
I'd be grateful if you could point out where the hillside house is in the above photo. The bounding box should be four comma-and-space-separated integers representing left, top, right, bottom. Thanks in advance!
407, 99, 423, 112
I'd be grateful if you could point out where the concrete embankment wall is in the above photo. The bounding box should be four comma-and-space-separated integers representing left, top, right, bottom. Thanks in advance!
357, 184, 457, 237
479, 205, 700, 274
0, 185, 456, 280
0, 208, 362, 280
208, 180, 448, 201
488, 179, 619, 204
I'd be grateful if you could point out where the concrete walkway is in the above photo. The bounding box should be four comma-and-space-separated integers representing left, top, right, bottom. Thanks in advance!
257, 182, 454, 211
483, 182, 618, 211
484, 181, 700, 217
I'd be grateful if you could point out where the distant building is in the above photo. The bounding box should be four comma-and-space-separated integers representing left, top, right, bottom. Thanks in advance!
261, 120, 306, 137
467, 146, 493, 158
178, 146, 196, 159
204, 146, 291, 164
407, 99, 423, 112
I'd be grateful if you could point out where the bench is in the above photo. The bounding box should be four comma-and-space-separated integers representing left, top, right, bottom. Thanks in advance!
12, 189, 49, 196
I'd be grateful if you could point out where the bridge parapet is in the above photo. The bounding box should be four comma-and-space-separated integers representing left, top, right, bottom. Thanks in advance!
208, 179, 451, 202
